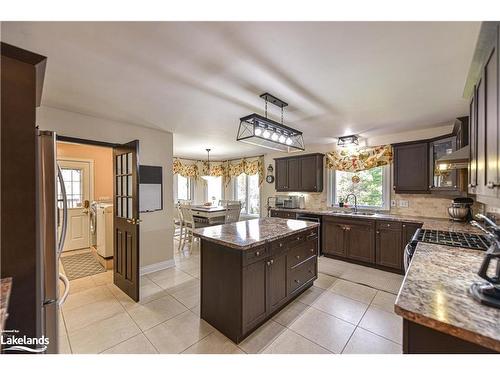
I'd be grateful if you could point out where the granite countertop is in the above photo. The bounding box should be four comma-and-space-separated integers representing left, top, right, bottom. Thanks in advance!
1, 277, 12, 332
193, 217, 319, 250
395, 242, 500, 352
270, 207, 482, 233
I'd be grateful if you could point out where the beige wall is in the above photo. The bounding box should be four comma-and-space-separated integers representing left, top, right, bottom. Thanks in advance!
260, 124, 478, 219
57, 142, 113, 201
38, 106, 173, 268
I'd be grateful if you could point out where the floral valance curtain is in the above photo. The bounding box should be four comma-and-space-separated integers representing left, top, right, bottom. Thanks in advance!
173, 156, 265, 185
325, 145, 393, 172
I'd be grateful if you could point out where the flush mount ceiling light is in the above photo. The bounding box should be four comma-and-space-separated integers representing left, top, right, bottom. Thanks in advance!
237, 93, 305, 152
337, 134, 359, 147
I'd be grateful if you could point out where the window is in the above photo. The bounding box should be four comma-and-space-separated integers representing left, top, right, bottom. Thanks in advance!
58, 168, 83, 208
329, 165, 390, 210
234, 174, 260, 216
176, 175, 192, 201
205, 176, 223, 204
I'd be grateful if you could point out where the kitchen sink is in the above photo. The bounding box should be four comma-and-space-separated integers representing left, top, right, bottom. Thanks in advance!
327, 210, 377, 216
353, 212, 376, 216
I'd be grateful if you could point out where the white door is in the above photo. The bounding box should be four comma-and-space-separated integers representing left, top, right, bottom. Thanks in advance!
58, 160, 92, 251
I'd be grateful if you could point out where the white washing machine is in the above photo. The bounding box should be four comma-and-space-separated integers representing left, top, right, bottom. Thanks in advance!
96, 203, 113, 258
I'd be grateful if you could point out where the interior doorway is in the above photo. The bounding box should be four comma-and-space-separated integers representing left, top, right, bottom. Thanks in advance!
56, 136, 141, 301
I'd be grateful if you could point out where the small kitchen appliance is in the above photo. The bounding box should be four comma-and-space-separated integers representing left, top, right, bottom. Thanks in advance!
275, 195, 301, 209
469, 215, 500, 309
448, 197, 474, 222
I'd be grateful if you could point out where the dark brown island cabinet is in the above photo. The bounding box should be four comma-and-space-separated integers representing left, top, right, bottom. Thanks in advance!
274, 153, 324, 192
198, 225, 319, 343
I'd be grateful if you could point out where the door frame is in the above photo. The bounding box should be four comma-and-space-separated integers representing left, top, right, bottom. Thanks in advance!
57, 157, 95, 251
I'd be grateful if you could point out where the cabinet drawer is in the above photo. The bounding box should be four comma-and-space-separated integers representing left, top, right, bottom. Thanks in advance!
287, 239, 317, 268
242, 246, 268, 266
288, 257, 317, 295
376, 221, 402, 231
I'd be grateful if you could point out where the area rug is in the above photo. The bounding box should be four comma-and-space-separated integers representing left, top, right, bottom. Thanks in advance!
60, 252, 105, 280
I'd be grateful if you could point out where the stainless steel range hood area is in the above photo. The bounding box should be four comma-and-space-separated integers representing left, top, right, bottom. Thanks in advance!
436, 145, 470, 170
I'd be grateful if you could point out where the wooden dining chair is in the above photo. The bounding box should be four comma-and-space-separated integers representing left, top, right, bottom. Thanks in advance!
225, 203, 242, 224
179, 203, 205, 253
174, 204, 184, 252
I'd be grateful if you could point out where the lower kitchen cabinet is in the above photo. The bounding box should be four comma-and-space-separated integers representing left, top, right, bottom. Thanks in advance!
375, 221, 402, 269
270, 209, 297, 219
201, 227, 318, 343
322, 216, 375, 263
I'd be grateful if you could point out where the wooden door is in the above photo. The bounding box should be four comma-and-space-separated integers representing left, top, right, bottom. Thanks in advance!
322, 217, 346, 257
299, 155, 318, 191
476, 79, 486, 197
485, 46, 498, 195
242, 258, 267, 331
267, 252, 288, 313
58, 159, 92, 251
346, 221, 375, 263
275, 159, 288, 191
393, 142, 429, 193
287, 158, 300, 191
469, 90, 478, 193
113, 140, 140, 301
375, 228, 402, 270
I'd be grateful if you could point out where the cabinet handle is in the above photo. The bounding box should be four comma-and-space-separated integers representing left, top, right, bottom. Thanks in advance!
386, 224, 390, 227
310, 248, 315, 253
308, 269, 312, 274
296, 255, 300, 260
255, 251, 260, 256
266, 261, 271, 266
270, 259, 274, 265
279, 242, 283, 248
402, 224, 406, 228
376, 230, 380, 234
294, 279, 300, 284
296, 236, 300, 240
487, 181, 499, 189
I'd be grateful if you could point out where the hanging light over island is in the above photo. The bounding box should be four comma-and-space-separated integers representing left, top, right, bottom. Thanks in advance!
237, 93, 305, 152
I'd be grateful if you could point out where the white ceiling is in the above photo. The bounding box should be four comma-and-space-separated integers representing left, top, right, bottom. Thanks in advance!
2, 22, 480, 159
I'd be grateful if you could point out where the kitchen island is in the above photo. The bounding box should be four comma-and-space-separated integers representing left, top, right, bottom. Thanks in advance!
395, 242, 500, 353
193, 218, 319, 343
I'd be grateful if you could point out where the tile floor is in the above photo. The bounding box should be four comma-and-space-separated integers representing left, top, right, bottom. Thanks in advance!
58, 241, 403, 354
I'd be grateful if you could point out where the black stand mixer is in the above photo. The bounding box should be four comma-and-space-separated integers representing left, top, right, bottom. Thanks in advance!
470, 214, 500, 308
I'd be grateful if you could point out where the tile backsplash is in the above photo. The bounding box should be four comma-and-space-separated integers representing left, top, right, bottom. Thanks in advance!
277, 191, 484, 219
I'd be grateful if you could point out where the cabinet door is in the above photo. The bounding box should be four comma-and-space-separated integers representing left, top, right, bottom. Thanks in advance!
242, 259, 267, 331
346, 222, 375, 263
375, 228, 402, 270
322, 218, 346, 257
469, 91, 478, 192
275, 159, 289, 191
429, 137, 457, 190
267, 252, 288, 313
287, 158, 300, 191
393, 143, 429, 193
485, 46, 498, 195
476, 78, 486, 197
299, 155, 318, 191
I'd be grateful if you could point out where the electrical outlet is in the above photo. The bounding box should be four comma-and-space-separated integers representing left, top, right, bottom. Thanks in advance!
398, 200, 409, 208
391, 199, 396, 207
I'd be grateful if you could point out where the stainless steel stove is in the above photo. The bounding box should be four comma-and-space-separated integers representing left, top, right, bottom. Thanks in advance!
414, 229, 490, 250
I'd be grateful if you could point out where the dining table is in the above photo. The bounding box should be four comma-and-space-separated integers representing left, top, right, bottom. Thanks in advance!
191, 205, 227, 225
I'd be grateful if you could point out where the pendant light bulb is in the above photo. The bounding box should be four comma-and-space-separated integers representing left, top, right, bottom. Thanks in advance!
255, 127, 262, 136
263, 130, 271, 139
278, 135, 286, 143
271, 132, 279, 141
285, 137, 293, 145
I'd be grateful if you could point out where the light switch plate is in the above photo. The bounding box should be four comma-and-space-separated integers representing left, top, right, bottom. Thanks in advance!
398, 200, 409, 208
391, 199, 396, 207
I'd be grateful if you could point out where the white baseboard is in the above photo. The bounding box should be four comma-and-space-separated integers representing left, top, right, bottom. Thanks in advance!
140, 259, 176, 276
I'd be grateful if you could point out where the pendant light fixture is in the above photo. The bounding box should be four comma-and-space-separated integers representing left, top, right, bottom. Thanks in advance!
237, 93, 305, 152
337, 134, 359, 147
201, 148, 211, 180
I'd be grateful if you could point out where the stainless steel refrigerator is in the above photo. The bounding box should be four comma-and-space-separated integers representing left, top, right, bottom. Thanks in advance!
36, 130, 69, 354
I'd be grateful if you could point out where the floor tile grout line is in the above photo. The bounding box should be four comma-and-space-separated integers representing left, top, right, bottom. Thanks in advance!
60, 309, 74, 354
271, 324, 335, 354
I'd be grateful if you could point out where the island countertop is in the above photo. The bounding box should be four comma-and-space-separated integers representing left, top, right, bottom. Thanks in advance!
193, 217, 319, 250
395, 242, 500, 352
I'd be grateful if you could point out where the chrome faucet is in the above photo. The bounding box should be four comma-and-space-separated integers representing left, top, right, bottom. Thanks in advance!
345, 193, 358, 213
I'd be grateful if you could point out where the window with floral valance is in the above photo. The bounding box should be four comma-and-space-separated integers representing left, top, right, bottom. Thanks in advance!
173, 156, 265, 186
325, 145, 393, 173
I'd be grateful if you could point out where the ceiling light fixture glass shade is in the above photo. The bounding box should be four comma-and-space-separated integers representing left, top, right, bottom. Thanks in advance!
237, 93, 305, 152
337, 134, 359, 147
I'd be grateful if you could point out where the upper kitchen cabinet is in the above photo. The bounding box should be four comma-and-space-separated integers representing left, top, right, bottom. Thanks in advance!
465, 22, 500, 204
393, 141, 429, 193
274, 153, 324, 192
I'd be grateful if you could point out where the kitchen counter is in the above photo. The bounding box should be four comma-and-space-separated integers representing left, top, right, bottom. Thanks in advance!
1, 277, 12, 332
270, 207, 482, 233
193, 217, 319, 250
395, 242, 500, 352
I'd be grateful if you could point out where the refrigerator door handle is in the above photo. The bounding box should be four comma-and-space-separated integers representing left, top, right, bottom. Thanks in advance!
57, 273, 70, 307
57, 165, 68, 257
